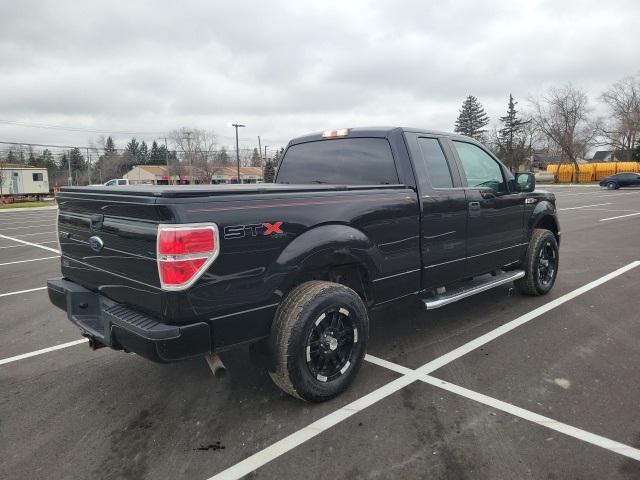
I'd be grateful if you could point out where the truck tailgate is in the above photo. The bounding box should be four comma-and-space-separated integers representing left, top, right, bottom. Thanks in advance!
57, 191, 164, 318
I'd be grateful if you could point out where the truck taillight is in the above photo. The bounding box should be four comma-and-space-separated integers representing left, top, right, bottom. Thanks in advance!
156, 223, 220, 290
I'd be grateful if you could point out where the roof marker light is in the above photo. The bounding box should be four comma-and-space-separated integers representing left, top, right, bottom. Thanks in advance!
322, 128, 349, 138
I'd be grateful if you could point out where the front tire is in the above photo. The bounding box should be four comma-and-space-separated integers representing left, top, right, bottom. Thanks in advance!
607, 181, 618, 190
269, 281, 369, 402
515, 229, 559, 296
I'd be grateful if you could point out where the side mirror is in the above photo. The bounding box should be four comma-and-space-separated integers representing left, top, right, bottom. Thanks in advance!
515, 172, 535, 193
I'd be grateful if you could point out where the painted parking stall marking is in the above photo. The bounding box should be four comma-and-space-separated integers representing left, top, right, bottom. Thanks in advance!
0, 233, 61, 253
208, 260, 640, 479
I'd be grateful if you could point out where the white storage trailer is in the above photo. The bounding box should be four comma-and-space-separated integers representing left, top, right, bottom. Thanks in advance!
0, 165, 50, 198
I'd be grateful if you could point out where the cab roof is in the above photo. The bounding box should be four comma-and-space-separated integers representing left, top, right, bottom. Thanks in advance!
288, 127, 473, 146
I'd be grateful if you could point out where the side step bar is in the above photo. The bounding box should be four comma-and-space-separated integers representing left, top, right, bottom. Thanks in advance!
422, 270, 525, 310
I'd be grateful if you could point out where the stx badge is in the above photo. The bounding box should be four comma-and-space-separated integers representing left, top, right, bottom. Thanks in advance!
224, 221, 284, 239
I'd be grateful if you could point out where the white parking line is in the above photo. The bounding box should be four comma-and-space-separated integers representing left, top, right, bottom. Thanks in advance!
12, 231, 56, 238
208, 260, 640, 479
0, 286, 46, 298
0, 339, 87, 366
0, 240, 58, 250
599, 212, 640, 222
0, 233, 60, 253
366, 355, 640, 462
420, 375, 640, 462
0, 224, 55, 231
0, 256, 59, 267
559, 203, 612, 211
207, 375, 416, 480
413, 260, 640, 376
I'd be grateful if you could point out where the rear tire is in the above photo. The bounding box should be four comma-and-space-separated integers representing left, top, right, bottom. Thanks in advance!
269, 281, 369, 402
515, 229, 559, 296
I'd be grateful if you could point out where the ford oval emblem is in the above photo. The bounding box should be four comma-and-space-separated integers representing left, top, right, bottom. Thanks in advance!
88, 235, 104, 252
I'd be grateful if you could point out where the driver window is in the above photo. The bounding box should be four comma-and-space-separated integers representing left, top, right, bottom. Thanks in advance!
453, 141, 506, 192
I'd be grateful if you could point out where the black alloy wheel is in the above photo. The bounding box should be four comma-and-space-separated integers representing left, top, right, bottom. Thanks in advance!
537, 240, 557, 287
305, 307, 357, 383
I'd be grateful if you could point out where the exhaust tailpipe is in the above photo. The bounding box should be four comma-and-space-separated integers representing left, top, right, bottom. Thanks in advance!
205, 354, 227, 377
87, 337, 106, 350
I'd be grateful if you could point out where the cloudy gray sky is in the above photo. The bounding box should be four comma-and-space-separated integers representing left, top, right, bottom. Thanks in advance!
1, 0, 638, 152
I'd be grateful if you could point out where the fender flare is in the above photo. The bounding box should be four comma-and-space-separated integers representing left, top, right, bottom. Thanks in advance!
529, 200, 560, 241
273, 223, 381, 295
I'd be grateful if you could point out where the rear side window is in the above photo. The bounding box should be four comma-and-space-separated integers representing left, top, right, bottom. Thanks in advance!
32, 173, 43, 181
416, 138, 453, 188
276, 138, 399, 185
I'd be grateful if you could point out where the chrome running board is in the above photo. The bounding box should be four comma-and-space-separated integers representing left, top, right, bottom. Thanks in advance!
422, 270, 525, 310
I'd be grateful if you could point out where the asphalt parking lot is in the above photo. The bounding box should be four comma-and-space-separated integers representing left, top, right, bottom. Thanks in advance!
1, 186, 639, 480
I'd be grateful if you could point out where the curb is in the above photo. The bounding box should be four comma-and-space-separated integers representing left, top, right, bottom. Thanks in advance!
540, 184, 601, 188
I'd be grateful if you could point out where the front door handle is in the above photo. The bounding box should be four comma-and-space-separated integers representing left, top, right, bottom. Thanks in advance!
468, 201, 480, 210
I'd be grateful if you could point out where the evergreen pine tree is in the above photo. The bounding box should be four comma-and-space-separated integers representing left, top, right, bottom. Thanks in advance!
251, 147, 262, 167
497, 94, 530, 171
126, 138, 140, 158
69, 148, 85, 171
28, 150, 37, 166
454, 95, 490, 140
149, 141, 162, 164
59, 153, 69, 169
263, 159, 276, 182
634, 138, 640, 161
272, 147, 285, 168
138, 141, 149, 164
104, 136, 116, 154
38, 149, 56, 169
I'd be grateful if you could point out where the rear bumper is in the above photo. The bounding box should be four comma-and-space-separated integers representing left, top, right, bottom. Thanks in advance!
47, 277, 211, 362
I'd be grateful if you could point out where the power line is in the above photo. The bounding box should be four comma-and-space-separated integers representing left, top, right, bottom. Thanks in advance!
0, 119, 165, 135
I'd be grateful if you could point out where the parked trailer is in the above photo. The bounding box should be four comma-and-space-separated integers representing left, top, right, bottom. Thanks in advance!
0, 165, 50, 199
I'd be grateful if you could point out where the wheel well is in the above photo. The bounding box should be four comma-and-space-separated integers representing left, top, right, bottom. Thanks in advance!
287, 262, 374, 307
535, 215, 559, 242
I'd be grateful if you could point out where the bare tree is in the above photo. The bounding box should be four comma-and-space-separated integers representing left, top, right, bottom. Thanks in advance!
530, 84, 598, 183
598, 75, 640, 160
169, 127, 218, 183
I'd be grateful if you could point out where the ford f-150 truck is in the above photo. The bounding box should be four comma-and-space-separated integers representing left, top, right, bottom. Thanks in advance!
48, 127, 560, 402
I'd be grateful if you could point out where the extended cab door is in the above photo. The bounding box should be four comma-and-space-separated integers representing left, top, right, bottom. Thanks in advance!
405, 133, 468, 290
447, 139, 526, 276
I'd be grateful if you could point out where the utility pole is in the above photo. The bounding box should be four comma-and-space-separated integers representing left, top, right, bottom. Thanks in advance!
258, 136, 262, 163
86, 147, 91, 185
185, 131, 193, 184
162, 137, 170, 184
68, 149, 72, 186
231, 123, 245, 184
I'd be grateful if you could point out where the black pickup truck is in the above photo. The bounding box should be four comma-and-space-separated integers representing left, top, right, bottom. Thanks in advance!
48, 127, 560, 402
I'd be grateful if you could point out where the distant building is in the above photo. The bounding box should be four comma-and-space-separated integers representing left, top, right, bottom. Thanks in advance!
124, 165, 175, 185
0, 164, 49, 197
124, 165, 264, 185
590, 150, 619, 162
210, 166, 263, 184
531, 151, 563, 169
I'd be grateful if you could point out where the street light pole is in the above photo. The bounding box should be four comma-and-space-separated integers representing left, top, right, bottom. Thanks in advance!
184, 131, 193, 184
231, 123, 245, 184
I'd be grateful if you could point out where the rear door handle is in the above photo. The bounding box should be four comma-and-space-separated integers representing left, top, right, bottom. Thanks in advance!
468, 201, 480, 210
